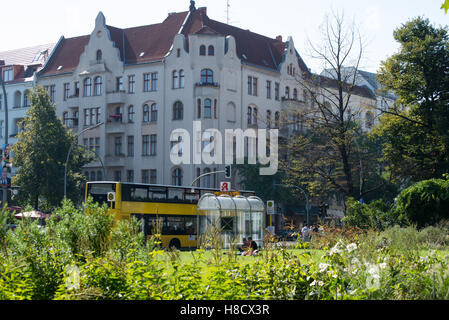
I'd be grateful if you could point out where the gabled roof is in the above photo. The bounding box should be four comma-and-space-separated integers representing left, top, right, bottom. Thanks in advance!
39, 8, 310, 77
316, 75, 377, 100
0, 43, 55, 67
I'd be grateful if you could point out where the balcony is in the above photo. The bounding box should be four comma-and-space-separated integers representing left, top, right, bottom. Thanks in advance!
106, 119, 126, 134
63, 95, 80, 108
104, 155, 126, 167
106, 91, 126, 105
195, 82, 220, 96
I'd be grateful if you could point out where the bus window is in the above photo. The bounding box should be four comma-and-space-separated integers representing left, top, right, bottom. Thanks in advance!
185, 191, 199, 203
165, 216, 186, 235
132, 187, 149, 202
149, 188, 167, 200
145, 215, 162, 236
185, 216, 197, 235
168, 188, 184, 202
87, 183, 116, 204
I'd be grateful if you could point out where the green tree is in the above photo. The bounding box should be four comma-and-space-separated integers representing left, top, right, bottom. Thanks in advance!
11, 86, 91, 209
376, 17, 449, 183
442, 0, 449, 13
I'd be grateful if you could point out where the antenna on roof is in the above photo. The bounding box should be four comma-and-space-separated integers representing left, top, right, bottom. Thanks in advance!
226, 0, 230, 24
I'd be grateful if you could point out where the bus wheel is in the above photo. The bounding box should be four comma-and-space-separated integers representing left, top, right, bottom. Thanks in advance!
169, 238, 181, 250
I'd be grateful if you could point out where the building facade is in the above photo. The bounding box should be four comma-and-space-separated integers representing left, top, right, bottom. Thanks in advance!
0, 43, 55, 175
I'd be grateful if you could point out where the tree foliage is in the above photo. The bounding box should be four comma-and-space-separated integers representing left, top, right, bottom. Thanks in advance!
11, 86, 91, 209
376, 17, 449, 183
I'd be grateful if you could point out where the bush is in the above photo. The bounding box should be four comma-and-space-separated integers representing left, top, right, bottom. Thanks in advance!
342, 198, 399, 230
394, 179, 449, 228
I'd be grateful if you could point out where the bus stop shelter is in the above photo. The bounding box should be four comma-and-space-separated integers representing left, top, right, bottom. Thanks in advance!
197, 193, 265, 249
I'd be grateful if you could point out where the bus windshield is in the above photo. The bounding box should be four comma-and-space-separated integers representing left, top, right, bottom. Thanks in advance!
87, 183, 116, 205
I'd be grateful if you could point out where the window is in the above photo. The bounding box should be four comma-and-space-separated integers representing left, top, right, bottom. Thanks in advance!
172, 168, 183, 186
141, 170, 149, 184
151, 73, 158, 91
97, 170, 103, 181
208, 45, 215, 56
285, 86, 290, 99
247, 107, 252, 125
127, 136, 134, 157
248, 76, 252, 95
214, 99, 218, 119
275, 112, 280, 128
127, 170, 134, 183
177, 48, 181, 57
73, 111, 79, 127
151, 103, 158, 122
84, 109, 89, 126
267, 110, 272, 128
293, 88, 298, 100
95, 108, 101, 124
114, 136, 123, 156
74, 82, 80, 97
204, 99, 212, 119
253, 77, 258, 96
266, 81, 272, 99
128, 105, 135, 123
173, 101, 183, 120
143, 74, 151, 92
142, 135, 150, 156
275, 82, 280, 100
96, 50, 102, 62
91, 171, 96, 182
14, 91, 22, 108
24, 90, 30, 107
114, 171, 122, 182
197, 99, 201, 119
150, 170, 157, 184
204, 168, 211, 188
48, 85, 56, 102
128, 75, 135, 93
150, 135, 157, 156
116, 77, 124, 92
84, 78, 92, 97
115, 106, 123, 123
94, 76, 102, 96
201, 69, 213, 84
63, 112, 69, 127
172, 71, 178, 89
95, 137, 100, 154
143, 104, 149, 123
252, 107, 258, 126
64, 83, 70, 101
199, 45, 206, 56
2, 69, 13, 82
179, 70, 185, 88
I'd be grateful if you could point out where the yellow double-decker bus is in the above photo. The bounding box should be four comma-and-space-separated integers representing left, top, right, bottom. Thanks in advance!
85, 182, 255, 249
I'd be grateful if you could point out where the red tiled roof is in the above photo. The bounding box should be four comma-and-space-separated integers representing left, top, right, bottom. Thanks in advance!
40, 8, 296, 76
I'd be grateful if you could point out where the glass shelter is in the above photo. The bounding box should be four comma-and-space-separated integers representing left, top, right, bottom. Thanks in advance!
197, 193, 265, 249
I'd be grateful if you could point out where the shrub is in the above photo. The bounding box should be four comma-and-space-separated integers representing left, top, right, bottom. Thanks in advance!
342, 198, 399, 230
394, 179, 449, 228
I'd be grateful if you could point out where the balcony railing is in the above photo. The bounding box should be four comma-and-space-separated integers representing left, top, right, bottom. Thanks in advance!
195, 82, 220, 88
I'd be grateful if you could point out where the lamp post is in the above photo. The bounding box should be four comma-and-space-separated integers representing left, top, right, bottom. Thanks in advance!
275, 184, 311, 227
64, 122, 104, 198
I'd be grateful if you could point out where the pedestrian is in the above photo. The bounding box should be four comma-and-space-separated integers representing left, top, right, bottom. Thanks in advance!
301, 225, 311, 242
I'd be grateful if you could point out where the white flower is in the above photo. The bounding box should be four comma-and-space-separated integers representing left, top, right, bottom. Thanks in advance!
346, 243, 358, 253
329, 241, 344, 256
332, 273, 338, 279
319, 263, 331, 273
318, 281, 324, 287
379, 263, 387, 270
310, 280, 317, 287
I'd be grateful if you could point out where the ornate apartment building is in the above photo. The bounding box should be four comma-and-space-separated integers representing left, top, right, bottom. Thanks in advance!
24, 3, 376, 191
0, 43, 56, 175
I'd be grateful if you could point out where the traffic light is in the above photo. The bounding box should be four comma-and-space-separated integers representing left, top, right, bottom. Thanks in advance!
225, 165, 232, 179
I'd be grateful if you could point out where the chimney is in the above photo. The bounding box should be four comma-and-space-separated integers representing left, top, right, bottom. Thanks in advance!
198, 7, 207, 15
276, 35, 283, 42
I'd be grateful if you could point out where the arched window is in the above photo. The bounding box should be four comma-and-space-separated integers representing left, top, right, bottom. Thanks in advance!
208, 45, 215, 56
275, 112, 280, 128
96, 50, 102, 62
172, 168, 183, 186
83, 78, 92, 97
204, 168, 211, 188
203, 99, 211, 119
267, 110, 272, 128
365, 111, 374, 129
143, 104, 150, 123
94, 76, 102, 96
63, 112, 69, 127
179, 70, 185, 88
173, 101, 184, 120
23, 90, 30, 107
285, 86, 290, 99
197, 99, 202, 118
201, 69, 214, 84
151, 103, 158, 122
199, 45, 206, 56
252, 107, 258, 125
14, 91, 22, 108
128, 105, 135, 123
293, 88, 298, 100
247, 107, 252, 125
172, 70, 178, 89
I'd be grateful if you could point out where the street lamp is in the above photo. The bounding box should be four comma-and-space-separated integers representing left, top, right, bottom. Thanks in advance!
64, 122, 104, 198
275, 184, 311, 226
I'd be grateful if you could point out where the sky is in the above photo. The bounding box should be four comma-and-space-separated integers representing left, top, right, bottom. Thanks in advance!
1, 0, 448, 73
